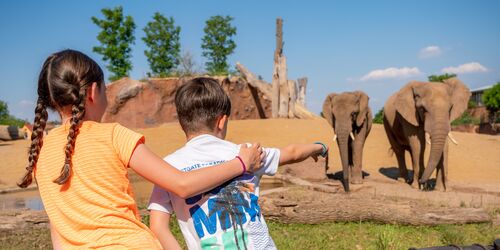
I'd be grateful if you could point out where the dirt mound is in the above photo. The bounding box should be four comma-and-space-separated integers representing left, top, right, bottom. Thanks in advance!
101, 77, 272, 128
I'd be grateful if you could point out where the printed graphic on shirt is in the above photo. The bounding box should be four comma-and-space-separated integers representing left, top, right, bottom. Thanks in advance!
187, 172, 261, 249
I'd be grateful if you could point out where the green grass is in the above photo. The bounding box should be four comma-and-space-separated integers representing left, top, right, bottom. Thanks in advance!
1, 219, 498, 249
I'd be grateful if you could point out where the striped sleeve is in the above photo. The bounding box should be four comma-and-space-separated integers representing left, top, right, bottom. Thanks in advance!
112, 124, 145, 167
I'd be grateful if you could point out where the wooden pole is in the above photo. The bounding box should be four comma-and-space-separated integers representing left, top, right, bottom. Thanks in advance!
272, 18, 283, 118
288, 80, 297, 118
278, 55, 289, 118
297, 77, 307, 107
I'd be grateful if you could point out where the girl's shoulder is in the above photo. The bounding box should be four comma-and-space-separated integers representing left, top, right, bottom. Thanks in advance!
88, 122, 141, 138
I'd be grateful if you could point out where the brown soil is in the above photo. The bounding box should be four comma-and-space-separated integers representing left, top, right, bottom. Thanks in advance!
1, 119, 499, 189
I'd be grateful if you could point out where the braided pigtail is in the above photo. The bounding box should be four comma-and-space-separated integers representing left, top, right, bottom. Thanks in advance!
18, 53, 55, 188
53, 87, 87, 185
18, 98, 49, 188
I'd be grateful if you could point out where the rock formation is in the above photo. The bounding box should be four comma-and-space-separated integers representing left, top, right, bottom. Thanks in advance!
102, 76, 273, 128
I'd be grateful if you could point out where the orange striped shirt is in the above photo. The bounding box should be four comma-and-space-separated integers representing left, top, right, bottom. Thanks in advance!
35, 121, 161, 249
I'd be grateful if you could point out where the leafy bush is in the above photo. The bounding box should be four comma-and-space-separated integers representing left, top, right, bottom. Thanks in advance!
467, 100, 477, 109
428, 73, 457, 83
0, 100, 26, 127
482, 83, 500, 112
373, 108, 384, 124
451, 111, 480, 126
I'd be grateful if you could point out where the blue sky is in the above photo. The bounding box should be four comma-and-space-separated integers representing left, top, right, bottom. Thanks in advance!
1, 0, 499, 121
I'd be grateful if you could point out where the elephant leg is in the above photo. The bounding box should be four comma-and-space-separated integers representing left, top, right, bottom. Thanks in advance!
394, 149, 408, 183
351, 143, 363, 184
351, 129, 368, 184
409, 134, 424, 189
435, 141, 449, 191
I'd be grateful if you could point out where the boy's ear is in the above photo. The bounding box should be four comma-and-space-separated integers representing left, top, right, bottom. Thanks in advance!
217, 115, 228, 130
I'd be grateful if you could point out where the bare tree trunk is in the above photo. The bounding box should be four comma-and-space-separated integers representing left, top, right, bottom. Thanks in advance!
272, 18, 283, 118
278, 56, 289, 117
297, 77, 307, 107
236, 62, 318, 119
235, 62, 272, 97
288, 80, 297, 118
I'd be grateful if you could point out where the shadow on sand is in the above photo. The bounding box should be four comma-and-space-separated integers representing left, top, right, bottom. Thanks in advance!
326, 171, 370, 191
378, 166, 437, 190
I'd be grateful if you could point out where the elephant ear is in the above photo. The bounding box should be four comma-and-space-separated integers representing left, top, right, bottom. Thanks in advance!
443, 78, 471, 121
395, 81, 423, 127
354, 91, 369, 127
322, 93, 337, 127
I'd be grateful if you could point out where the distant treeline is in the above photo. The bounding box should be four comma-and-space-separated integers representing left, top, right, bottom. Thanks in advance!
92, 6, 238, 81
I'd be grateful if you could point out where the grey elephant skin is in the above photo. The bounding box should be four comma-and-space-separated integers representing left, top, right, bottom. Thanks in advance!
383, 78, 471, 191
322, 91, 372, 192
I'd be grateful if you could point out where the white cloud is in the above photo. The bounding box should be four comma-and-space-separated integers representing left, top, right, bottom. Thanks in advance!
360, 67, 422, 81
18, 100, 34, 107
441, 62, 488, 74
419, 45, 442, 59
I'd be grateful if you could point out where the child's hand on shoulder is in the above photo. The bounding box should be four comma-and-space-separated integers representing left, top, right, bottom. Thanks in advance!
238, 143, 265, 173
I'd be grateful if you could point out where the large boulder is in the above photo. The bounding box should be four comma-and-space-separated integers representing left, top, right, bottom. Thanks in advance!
0, 125, 22, 141
102, 76, 272, 128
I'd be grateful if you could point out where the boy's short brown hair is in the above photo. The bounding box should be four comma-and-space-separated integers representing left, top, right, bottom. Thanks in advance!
175, 77, 231, 134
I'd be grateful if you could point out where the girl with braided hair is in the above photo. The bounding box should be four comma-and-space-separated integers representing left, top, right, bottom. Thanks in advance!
18, 49, 264, 249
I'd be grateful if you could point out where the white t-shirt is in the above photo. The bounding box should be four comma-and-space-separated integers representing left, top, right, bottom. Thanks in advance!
148, 134, 280, 250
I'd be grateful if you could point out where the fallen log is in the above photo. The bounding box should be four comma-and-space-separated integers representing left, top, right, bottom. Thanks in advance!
0, 209, 49, 230
260, 186, 491, 225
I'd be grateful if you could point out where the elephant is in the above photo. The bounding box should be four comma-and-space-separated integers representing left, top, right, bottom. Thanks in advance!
383, 78, 470, 191
323, 91, 372, 192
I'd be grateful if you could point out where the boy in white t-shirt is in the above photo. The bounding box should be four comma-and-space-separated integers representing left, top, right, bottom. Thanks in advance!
148, 77, 328, 250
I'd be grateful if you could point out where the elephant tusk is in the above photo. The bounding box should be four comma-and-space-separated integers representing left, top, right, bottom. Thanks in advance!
333, 134, 337, 142
448, 132, 458, 145
425, 133, 431, 145
350, 132, 355, 141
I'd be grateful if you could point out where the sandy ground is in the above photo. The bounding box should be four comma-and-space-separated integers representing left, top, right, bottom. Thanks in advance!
0, 119, 499, 204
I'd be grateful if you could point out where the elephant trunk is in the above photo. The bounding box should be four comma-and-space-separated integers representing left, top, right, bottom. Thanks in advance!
419, 124, 448, 183
336, 129, 351, 192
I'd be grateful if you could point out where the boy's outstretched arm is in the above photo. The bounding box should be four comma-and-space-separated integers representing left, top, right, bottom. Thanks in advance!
150, 210, 182, 250
279, 143, 328, 165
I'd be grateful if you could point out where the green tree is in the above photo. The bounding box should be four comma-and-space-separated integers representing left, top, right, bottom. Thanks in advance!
92, 6, 136, 81
201, 15, 237, 75
0, 100, 26, 127
0, 100, 8, 119
427, 73, 457, 83
482, 83, 500, 123
142, 12, 181, 77
373, 108, 384, 124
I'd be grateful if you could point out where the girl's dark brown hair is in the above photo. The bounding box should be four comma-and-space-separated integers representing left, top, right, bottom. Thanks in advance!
18, 49, 104, 188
